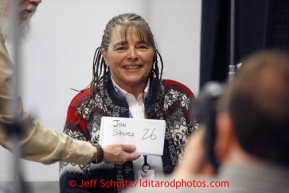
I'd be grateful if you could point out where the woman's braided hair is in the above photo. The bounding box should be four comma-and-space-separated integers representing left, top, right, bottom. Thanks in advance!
79, 13, 164, 120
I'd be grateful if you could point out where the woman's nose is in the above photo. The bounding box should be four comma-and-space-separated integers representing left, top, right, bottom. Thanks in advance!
127, 48, 138, 60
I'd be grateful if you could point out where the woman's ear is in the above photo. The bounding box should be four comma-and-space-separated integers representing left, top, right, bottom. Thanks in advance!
101, 48, 109, 67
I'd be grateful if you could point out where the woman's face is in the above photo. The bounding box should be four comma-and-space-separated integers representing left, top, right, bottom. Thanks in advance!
102, 26, 154, 91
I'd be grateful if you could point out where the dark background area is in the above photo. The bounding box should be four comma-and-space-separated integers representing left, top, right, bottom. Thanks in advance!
200, 0, 289, 87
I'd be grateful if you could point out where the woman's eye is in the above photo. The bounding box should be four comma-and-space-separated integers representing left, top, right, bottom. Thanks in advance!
139, 45, 148, 49
116, 47, 125, 50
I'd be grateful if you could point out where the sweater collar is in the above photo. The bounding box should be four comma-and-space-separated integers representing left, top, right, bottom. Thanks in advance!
110, 76, 150, 99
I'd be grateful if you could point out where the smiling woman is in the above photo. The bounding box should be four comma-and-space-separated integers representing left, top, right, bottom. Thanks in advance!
59, 13, 197, 193
102, 25, 155, 97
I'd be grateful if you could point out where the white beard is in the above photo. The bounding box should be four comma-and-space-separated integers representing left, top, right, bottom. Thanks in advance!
0, 1, 36, 43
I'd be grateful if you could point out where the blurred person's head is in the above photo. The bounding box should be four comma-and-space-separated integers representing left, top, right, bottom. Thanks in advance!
0, 0, 41, 42
216, 50, 289, 166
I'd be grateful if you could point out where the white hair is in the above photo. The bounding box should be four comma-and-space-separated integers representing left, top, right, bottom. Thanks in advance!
0, 0, 36, 43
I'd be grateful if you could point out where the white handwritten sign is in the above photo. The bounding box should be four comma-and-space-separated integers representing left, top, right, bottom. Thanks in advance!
99, 116, 166, 155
